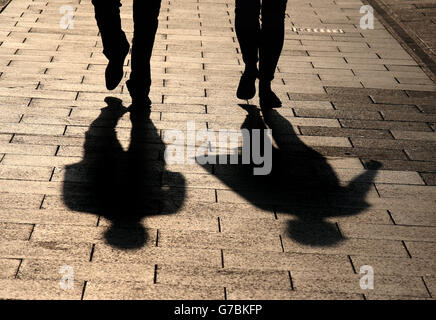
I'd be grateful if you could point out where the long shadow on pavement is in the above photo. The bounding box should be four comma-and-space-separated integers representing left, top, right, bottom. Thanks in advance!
63, 97, 186, 249
198, 104, 381, 246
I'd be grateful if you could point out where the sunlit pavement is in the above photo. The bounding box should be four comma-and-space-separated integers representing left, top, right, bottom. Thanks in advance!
0, 0, 435, 300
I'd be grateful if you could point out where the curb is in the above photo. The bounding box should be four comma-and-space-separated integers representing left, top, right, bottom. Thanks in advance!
363, 0, 436, 84
0, 0, 12, 14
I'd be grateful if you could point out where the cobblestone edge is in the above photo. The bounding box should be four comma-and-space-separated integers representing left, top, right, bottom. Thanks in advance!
363, 0, 436, 83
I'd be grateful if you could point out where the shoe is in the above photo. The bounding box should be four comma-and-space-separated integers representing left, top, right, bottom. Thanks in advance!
259, 81, 282, 109
105, 42, 130, 91
126, 79, 152, 107
236, 68, 258, 100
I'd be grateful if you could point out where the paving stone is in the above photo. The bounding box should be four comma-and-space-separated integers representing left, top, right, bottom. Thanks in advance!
371, 94, 435, 105
340, 119, 432, 131
391, 130, 436, 141
404, 241, 436, 259
309, 145, 408, 160
30, 224, 157, 245
161, 201, 275, 220
420, 173, 436, 185
18, 259, 155, 283
0, 258, 20, 279
0, 240, 91, 261
0, 222, 33, 241
376, 184, 436, 200
364, 294, 434, 300
0, 143, 58, 156
325, 87, 408, 98
157, 264, 290, 291
158, 228, 282, 252
339, 223, 436, 242
290, 271, 430, 298
295, 108, 383, 120
351, 137, 436, 152
418, 105, 436, 114
0, 165, 53, 181
0, 180, 62, 195
333, 102, 420, 113
389, 209, 436, 227
0, 134, 12, 143
93, 244, 222, 268
423, 276, 436, 297
0, 208, 98, 226
350, 256, 436, 277
0, 123, 66, 135
289, 93, 374, 104
0, 279, 83, 300
382, 111, 436, 122
84, 282, 223, 300
404, 148, 436, 161
226, 288, 363, 300
1, 154, 80, 167
223, 250, 352, 273
362, 158, 436, 172
299, 126, 393, 139
281, 226, 409, 256
336, 168, 424, 184
0, 193, 43, 209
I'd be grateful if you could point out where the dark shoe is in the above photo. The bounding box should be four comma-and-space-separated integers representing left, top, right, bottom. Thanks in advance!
259, 81, 282, 109
126, 79, 152, 108
237, 69, 258, 100
105, 43, 130, 91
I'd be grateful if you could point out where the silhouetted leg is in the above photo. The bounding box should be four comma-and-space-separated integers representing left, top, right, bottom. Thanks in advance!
91, 0, 130, 90
259, 0, 287, 82
91, 0, 129, 60
127, 0, 162, 105
235, 0, 261, 100
258, 0, 287, 108
235, 0, 261, 71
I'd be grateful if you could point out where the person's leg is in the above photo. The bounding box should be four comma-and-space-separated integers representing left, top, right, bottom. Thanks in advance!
259, 0, 287, 82
127, 0, 162, 106
235, 0, 261, 100
259, 0, 287, 108
91, 0, 129, 60
235, 0, 261, 71
91, 0, 130, 90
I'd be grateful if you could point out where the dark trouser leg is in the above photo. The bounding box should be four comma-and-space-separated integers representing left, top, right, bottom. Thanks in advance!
128, 0, 162, 98
235, 0, 261, 71
91, 0, 129, 60
259, 0, 287, 81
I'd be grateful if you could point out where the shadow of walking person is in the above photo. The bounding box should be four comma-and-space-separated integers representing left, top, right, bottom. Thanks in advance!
63, 97, 185, 249
197, 104, 381, 246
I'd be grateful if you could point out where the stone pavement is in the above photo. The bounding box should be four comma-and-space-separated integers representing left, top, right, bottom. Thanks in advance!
0, 0, 435, 300
366, 0, 436, 77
